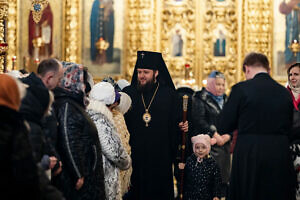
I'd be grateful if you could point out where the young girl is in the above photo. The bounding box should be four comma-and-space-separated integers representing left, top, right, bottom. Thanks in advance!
180, 134, 222, 200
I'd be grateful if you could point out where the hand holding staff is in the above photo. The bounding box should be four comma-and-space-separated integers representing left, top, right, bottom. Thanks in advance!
179, 95, 189, 200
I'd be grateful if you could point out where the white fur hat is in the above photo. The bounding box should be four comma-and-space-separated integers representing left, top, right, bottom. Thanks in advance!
117, 79, 130, 90
90, 82, 115, 105
116, 92, 132, 114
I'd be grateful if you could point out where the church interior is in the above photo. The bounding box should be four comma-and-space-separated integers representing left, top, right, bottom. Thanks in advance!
0, 0, 299, 90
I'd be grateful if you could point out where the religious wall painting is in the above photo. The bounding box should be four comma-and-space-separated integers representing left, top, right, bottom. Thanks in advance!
82, 0, 124, 78
170, 25, 186, 58
29, 4, 53, 60
273, 0, 300, 79
18, 0, 63, 72
213, 25, 226, 57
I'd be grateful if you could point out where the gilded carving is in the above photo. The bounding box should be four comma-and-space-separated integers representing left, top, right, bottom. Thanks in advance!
202, 0, 238, 89
160, 0, 196, 86
241, 0, 272, 79
0, 19, 5, 72
0, 0, 278, 87
0, 0, 8, 72
0, 0, 8, 20
6, 0, 17, 71
65, 0, 80, 63
124, 0, 157, 79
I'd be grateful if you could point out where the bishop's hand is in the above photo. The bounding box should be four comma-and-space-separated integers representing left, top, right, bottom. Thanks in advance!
179, 121, 188, 133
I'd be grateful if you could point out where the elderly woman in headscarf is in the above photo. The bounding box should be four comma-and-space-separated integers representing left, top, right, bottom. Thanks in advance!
192, 70, 231, 198
87, 82, 131, 200
287, 63, 300, 199
52, 62, 106, 200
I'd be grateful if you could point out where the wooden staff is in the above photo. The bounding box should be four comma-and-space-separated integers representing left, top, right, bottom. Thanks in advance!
179, 95, 188, 200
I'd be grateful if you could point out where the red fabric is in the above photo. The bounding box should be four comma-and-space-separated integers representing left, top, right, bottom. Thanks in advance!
0, 74, 20, 111
29, 4, 53, 56
230, 130, 238, 154
287, 86, 300, 110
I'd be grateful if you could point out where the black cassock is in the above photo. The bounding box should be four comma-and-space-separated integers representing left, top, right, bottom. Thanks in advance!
217, 73, 297, 200
124, 83, 181, 200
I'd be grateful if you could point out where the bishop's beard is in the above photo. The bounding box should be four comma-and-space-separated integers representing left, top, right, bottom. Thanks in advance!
137, 75, 156, 93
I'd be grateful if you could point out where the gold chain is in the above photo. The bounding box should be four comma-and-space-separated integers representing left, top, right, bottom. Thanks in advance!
141, 83, 160, 112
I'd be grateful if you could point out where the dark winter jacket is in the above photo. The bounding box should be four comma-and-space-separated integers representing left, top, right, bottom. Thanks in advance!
53, 87, 106, 200
183, 154, 222, 200
20, 73, 50, 163
192, 88, 227, 137
0, 106, 40, 199
41, 108, 62, 174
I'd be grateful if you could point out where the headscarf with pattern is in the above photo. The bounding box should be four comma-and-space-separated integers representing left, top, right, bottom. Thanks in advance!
60, 61, 86, 94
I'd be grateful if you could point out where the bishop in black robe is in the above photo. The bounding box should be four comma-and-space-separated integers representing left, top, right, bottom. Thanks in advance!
123, 51, 185, 200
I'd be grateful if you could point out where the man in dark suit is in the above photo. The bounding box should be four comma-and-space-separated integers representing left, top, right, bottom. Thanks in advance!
217, 52, 296, 200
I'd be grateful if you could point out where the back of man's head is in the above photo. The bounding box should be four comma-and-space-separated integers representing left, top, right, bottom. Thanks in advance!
37, 58, 60, 77
243, 52, 270, 72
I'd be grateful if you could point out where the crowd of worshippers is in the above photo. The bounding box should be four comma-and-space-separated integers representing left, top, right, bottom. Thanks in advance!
0, 51, 300, 200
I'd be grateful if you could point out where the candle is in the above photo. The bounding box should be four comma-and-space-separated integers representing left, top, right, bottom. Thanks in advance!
34, 58, 40, 64
12, 56, 16, 70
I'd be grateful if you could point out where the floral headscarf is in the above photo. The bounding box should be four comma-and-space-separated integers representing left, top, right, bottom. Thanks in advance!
60, 61, 85, 94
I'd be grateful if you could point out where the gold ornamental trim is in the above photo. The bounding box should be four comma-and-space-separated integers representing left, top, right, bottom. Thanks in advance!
64, 0, 80, 63
0, 0, 9, 20
161, 0, 196, 86
30, 0, 49, 24
6, 0, 17, 71
201, 0, 238, 90
241, 0, 273, 77
0, 0, 8, 72
124, 0, 157, 80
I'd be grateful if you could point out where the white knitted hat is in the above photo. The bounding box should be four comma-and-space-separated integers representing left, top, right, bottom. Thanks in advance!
90, 82, 115, 105
117, 79, 130, 90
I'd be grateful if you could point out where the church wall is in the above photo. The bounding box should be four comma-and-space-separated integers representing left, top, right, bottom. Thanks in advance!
0, 0, 290, 87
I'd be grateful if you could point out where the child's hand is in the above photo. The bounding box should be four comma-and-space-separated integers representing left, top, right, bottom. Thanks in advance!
178, 163, 185, 170
213, 197, 219, 200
